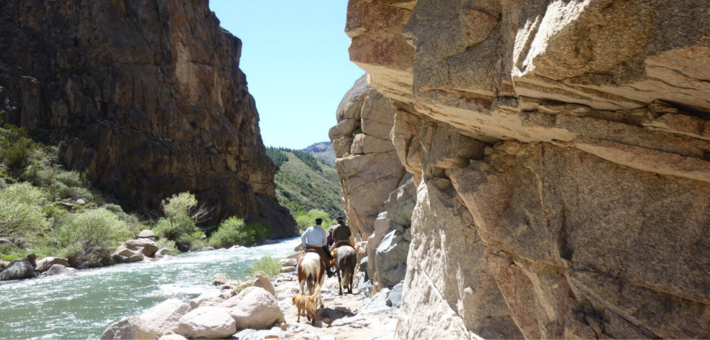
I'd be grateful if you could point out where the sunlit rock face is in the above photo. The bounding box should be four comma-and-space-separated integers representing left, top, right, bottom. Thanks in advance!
329, 75, 408, 241
346, 0, 710, 338
0, 0, 296, 236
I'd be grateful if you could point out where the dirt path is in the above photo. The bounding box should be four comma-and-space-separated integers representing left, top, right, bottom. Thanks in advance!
269, 269, 398, 340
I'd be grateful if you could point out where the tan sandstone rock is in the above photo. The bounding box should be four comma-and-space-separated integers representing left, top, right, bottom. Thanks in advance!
253, 275, 276, 297
101, 299, 190, 340
190, 289, 225, 309
178, 307, 236, 339
343, 0, 710, 338
226, 286, 284, 330
330, 76, 407, 240
35, 257, 70, 273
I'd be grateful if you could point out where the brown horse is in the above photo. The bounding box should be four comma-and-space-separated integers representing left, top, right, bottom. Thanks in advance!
334, 245, 357, 295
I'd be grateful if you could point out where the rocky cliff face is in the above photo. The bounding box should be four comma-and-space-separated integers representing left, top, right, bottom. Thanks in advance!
344, 0, 710, 338
329, 75, 408, 241
0, 0, 296, 237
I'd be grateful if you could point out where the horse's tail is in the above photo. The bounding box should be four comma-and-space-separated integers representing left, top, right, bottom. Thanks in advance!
340, 246, 356, 287
307, 272, 314, 291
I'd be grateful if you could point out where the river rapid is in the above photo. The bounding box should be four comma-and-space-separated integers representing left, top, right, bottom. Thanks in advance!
0, 237, 301, 340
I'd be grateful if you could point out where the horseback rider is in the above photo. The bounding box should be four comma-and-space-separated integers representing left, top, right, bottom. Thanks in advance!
331, 216, 353, 248
301, 218, 334, 277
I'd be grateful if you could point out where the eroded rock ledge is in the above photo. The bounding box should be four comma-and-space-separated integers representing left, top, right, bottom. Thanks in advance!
342, 0, 710, 338
0, 0, 295, 236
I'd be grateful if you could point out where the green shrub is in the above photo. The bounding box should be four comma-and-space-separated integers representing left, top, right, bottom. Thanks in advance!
53, 171, 84, 188
249, 256, 282, 279
295, 209, 331, 231
52, 208, 129, 251
209, 217, 254, 248
155, 238, 178, 254
0, 254, 21, 261
0, 182, 51, 238
0, 135, 34, 170
247, 221, 269, 244
103, 204, 141, 237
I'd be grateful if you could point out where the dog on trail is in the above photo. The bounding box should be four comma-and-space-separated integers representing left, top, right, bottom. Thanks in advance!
292, 283, 321, 325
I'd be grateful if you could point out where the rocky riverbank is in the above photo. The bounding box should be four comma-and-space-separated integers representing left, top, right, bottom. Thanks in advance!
101, 251, 400, 340
0, 230, 180, 282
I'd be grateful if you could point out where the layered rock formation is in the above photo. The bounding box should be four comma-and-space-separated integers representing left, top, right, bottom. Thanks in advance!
344, 0, 710, 338
329, 75, 408, 240
0, 0, 295, 237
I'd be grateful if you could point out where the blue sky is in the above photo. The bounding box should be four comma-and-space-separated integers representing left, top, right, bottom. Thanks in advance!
209, 1, 365, 149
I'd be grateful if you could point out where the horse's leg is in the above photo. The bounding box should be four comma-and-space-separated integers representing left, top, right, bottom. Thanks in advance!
349, 265, 354, 294
337, 266, 343, 296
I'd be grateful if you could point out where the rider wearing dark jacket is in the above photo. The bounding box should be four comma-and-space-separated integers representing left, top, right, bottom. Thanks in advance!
331, 216, 352, 247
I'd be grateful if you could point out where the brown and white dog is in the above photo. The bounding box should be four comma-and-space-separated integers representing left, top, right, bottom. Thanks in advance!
292, 283, 321, 325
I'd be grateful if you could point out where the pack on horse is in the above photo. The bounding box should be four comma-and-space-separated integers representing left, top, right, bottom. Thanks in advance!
297, 248, 326, 308
332, 243, 356, 295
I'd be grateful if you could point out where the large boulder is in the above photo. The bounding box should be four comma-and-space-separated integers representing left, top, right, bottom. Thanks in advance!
112, 247, 145, 264
252, 275, 276, 297
65, 246, 115, 269
226, 286, 284, 330
100, 316, 154, 340
22, 253, 36, 268
189, 289, 225, 309
35, 257, 70, 272
137, 230, 155, 240
375, 230, 409, 289
178, 307, 236, 339
386, 282, 404, 308
42, 264, 77, 276
140, 299, 192, 335
101, 299, 191, 339
123, 239, 159, 257
0, 260, 35, 281
211, 273, 229, 286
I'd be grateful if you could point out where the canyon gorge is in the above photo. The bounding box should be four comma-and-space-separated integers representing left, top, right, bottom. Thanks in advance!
334, 0, 710, 338
0, 0, 296, 237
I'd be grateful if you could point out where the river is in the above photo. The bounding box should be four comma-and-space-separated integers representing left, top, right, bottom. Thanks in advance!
0, 237, 301, 340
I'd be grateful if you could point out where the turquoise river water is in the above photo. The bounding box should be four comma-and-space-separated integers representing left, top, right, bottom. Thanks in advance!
0, 237, 300, 340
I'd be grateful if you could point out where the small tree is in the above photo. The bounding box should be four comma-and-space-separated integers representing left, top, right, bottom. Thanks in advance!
0, 182, 51, 238
153, 192, 210, 248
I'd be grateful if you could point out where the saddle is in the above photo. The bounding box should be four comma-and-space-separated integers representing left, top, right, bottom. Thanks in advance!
302, 245, 328, 269
332, 241, 354, 249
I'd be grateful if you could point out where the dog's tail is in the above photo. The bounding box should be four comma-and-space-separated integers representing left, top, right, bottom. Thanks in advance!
311, 282, 321, 299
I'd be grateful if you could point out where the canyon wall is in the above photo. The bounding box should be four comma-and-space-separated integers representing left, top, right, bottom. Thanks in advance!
0, 0, 296, 237
345, 0, 710, 338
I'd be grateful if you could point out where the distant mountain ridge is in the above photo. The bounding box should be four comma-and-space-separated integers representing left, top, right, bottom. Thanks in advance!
303, 142, 336, 166
265, 147, 342, 218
